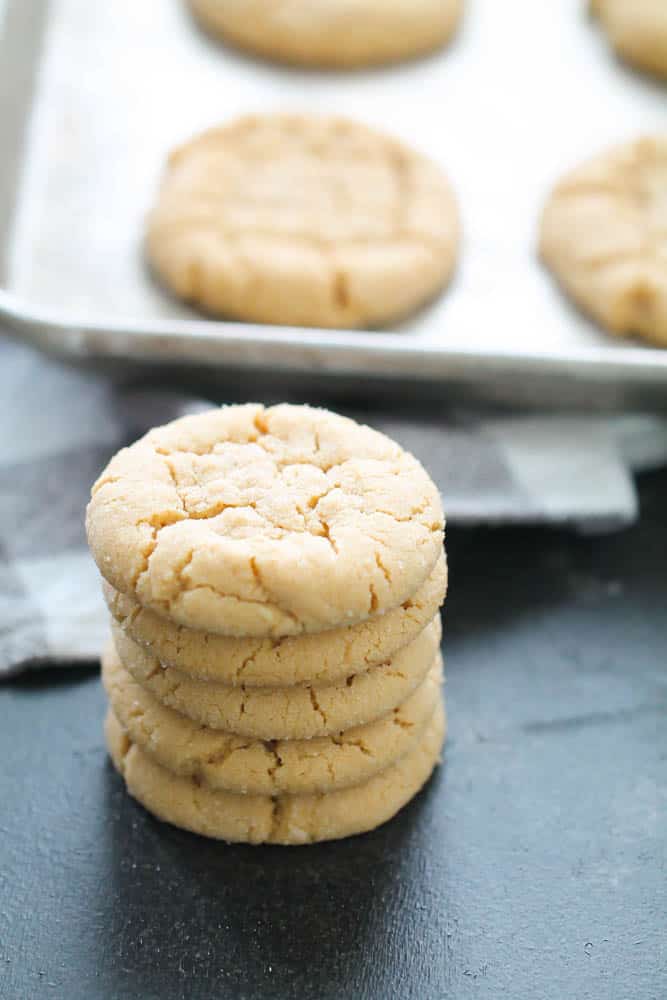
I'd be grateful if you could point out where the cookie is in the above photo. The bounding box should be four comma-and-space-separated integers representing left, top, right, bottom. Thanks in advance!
103, 554, 446, 687
591, 0, 667, 80
187, 0, 462, 69
103, 641, 443, 796
87, 404, 445, 637
145, 115, 459, 329
539, 137, 667, 347
112, 615, 441, 740
105, 697, 445, 844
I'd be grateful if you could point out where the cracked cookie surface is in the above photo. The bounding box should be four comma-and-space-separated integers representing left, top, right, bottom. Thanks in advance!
146, 114, 459, 328
591, 0, 667, 80
103, 641, 443, 795
103, 554, 446, 687
539, 137, 667, 346
105, 696, 445, 844
87, 404, 445, 636
112, 615, 441, 740
187, 0, 462, 69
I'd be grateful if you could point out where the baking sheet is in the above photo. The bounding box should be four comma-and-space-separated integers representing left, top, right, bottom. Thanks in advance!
1, 0, 667, 407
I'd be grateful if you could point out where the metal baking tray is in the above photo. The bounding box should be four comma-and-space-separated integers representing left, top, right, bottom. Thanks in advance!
1, 0, 667, 410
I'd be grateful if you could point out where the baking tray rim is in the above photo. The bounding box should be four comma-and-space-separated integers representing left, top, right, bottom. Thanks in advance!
2, 287, 667, 383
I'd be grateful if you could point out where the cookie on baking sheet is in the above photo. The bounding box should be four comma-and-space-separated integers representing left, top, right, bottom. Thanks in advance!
187, 0, 462, 69
591, 0, 667, 80
539, 136, 667, 347
105, 696, 445, 844
111, 615, 441, 740
103, 641, 443, 796
103, 554, 446, 687
86, 404, 445, 637
145, 114, 459, 329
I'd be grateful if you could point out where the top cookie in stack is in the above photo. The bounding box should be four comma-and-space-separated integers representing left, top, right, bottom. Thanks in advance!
87, 403, 448, 844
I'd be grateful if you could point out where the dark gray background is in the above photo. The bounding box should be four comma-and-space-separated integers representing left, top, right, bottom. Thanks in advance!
1, 471, 665, 1000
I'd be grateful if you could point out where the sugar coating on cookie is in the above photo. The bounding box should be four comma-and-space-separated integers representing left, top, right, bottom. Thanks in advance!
103, 641, 443, 796
591, 0, 667, 80
187, 0, 462, 69
87, 404, 445, 636
103, 554, 446, 687
539, 137, 667, 347
146, 115, 459, 329
111, 614, 441, 739
105, 698, 445, 844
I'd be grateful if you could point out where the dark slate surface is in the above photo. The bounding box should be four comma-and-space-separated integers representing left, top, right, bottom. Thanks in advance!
1, 471, 666, 1000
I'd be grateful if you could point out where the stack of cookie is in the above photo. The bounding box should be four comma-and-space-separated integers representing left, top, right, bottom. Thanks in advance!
87, 404, 447, 845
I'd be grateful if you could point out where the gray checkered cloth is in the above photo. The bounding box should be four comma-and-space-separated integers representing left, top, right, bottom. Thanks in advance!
2, 337, 667, 677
